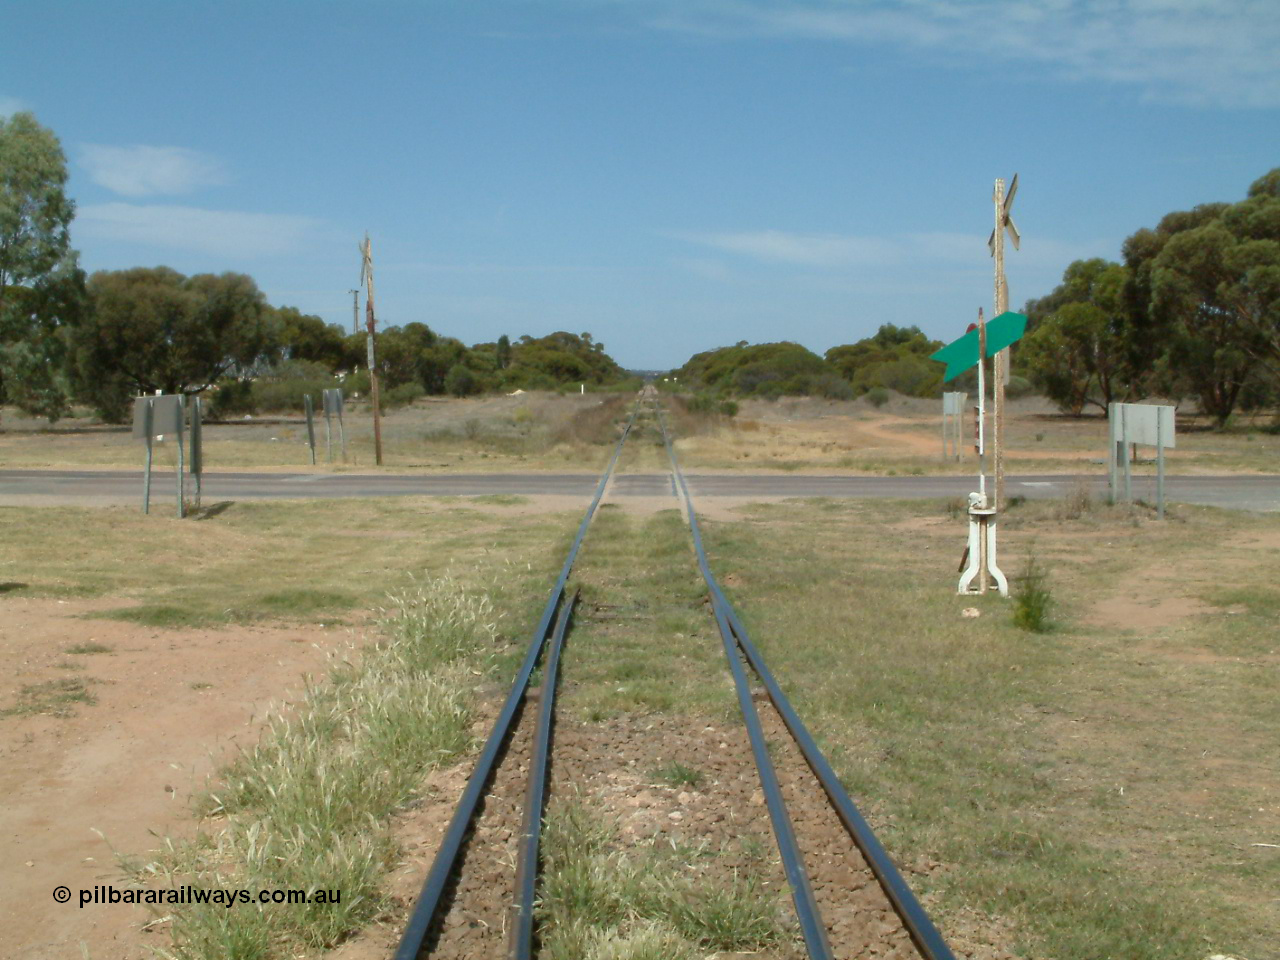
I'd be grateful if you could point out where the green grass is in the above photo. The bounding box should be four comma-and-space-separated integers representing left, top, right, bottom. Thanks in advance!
699, 495, 1277, 960
561, 507, 731, 722
0, 497, 570, 630
537, 798, 788, 960
3, 677, 96, 717
648, 761, 705, 789
468, 494, 530, 506
65, 641, 113, 654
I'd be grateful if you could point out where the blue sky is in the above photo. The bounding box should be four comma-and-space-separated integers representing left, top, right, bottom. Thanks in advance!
4, 0, 1278, 369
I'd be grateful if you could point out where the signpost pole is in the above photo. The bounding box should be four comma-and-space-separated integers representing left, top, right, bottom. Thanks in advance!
191, 396, 202, 510
338, 405, 347, 461
941, 396, 948, 461
142, 400, 153, 515
175, 396, 186, 519
992, 178, 1006, 512
1121, 407, 1133, 504
304, 394, 317, 465
988, 175, 1020, 511
325, 403, 334, 463
1156, 406, 1167, 520
1107, 403, 1117, 502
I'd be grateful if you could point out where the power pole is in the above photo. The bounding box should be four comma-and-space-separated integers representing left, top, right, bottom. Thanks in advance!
360, 234, 384, 466
349, 288, 359, 336
988, 173, 1020, 511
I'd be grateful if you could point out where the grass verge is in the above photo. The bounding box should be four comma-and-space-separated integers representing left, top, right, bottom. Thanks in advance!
138, 574, 499, 959
701, 495, 1279, 959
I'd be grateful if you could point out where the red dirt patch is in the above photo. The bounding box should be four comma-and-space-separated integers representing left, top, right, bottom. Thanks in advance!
0, 597, 348, 959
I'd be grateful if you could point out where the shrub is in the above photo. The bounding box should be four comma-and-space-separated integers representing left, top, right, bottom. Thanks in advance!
208, 378, 255, 419
1012, 555, 1053, 633
445, 364, 480, 397
251, 378, 334, 414
383, 382, 424, 408
809, 374, 854, 400
1006, 375, 1035, 400
344, 368, 371, 398
866, 387, 890, 408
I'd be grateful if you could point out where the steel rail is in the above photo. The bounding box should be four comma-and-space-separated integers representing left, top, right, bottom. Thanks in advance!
707, 567, 834, 957
655, 406, 832, 958
657, 402, 957, 960
510, 589, 577, 959
393, 407, 637, 960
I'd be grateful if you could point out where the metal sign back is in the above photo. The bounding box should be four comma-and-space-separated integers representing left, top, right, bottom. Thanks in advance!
1114, 403, 1175, 448
132, 395, 183, 439
323, 388, 344, 416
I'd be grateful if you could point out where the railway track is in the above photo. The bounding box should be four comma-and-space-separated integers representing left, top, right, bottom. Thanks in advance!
393, 397, 957, 960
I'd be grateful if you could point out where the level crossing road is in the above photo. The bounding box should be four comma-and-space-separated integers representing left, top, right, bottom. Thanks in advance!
1, 468, 1277, 511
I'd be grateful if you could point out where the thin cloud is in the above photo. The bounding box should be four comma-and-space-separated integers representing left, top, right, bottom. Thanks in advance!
648, 0, 1280, 109
676, 229, 901, 267
79, 144, 228, 197
676, 228, 1114, 271
75, 203, 324, 258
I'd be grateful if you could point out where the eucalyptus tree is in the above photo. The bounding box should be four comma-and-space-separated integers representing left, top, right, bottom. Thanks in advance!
0, 111, 80, 420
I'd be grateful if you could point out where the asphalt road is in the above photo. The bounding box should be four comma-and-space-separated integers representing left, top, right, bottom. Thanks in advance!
1, 468, 1277, 511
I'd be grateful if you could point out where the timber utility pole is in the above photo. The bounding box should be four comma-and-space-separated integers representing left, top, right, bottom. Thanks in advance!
349, 288, 359, 335
988, 173, 1020, 510
360, 234, 384, 466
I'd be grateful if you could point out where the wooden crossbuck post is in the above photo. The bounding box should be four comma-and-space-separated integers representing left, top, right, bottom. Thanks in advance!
361, 234, 384, 466
988, 174, 1020, 512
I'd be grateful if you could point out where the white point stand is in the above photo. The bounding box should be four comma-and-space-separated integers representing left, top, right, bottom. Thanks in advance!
958, 492, 1008, 596
955, 311, 1008, 598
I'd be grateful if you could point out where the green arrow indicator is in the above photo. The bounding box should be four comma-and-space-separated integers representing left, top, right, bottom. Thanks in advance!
930, 311, 1027, 382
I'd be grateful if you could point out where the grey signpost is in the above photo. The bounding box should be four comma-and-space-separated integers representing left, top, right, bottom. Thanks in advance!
304, 393, 317, 465
1108, 402, 1175, 516
133, 395, 185, 516
322, 388, 345, 463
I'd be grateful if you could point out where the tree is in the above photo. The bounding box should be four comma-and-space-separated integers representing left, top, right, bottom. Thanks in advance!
825, 325, 943, 398
503, 331, 626, 388
0, 254, 85, 421
1021, 259, 1129, 415
0, 111, 79, 420
495, 334, 511, 370
69, 267, 280, 420
0, 112, 74, 309
1211, 169, 1280, 372
1122, 186, 1276, 427
276, 307, 346, 369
